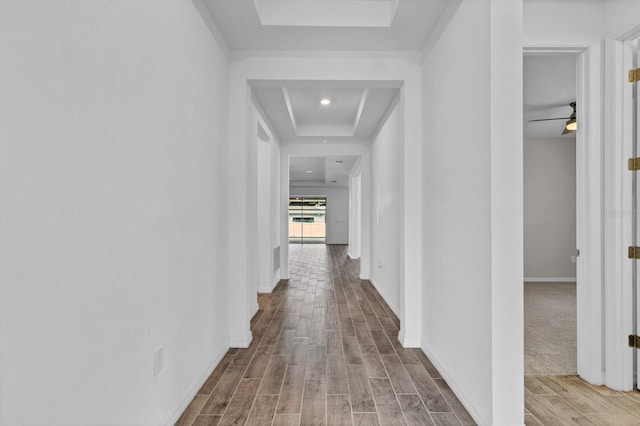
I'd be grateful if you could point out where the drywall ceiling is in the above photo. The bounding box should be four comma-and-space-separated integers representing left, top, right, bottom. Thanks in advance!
252, 80, 399, 145
202, 0, 454, 51
290, 156, 358, 187
524, 55, 577, 139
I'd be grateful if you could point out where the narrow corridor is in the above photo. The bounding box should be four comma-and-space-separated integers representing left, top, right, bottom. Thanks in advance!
176, 245, 475, 425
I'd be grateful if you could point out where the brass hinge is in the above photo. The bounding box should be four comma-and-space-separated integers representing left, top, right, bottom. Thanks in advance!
629, 158, 640, 171
630, 335, 640, 348
629, 246, 640, 259
630, 68, 640, 83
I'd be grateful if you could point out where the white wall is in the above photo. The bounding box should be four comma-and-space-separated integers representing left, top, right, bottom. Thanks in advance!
0, 1, 230, 424
523, 0, 640, 42
256, 119, 282, 293
270, 133, 282, 288
348, 168, 362, 259
289, 186, 349, 244
246, 106, 260, 316
257, 131, 269, 294
604, 0, 640, 37
523, 0, 640, 45
524, 138, 577, 280
421, 0, 523, 424
523, 0, 604, 44
369, 99, 402, 315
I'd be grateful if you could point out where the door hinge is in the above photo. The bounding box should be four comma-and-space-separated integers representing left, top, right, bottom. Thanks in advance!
630, 68, 640, 83
629, 158, 640, 171
630, 335, 640, 348
629, 246, 640, 259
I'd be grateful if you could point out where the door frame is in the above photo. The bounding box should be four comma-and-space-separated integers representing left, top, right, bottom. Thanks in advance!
602, 23, 640, 391
524, 43, 604, 385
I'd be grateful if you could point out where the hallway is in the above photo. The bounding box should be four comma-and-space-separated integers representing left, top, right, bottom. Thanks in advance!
176, 245, 475, 425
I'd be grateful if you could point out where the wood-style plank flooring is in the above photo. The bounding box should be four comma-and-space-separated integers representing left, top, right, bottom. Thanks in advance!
525, 375, 640, 425
176, 244, 475, 426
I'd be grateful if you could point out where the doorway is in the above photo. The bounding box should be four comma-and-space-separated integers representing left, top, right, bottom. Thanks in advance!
522, 42, 605, 390
288, 196, 327, 244
523, 53, 578, 376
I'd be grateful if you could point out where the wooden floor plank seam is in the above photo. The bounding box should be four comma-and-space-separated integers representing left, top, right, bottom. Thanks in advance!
177, 245, 476, 426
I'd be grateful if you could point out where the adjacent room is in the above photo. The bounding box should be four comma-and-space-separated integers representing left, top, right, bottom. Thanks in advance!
523, 54, 578, 376
288, 156, 358, 245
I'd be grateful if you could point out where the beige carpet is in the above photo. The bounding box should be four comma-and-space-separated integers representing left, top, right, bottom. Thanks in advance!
524, 282, 577, 375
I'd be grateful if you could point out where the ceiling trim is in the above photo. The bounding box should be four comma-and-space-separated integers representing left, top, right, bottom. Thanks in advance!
282, 87, 298, 132
191, 0, 230, 58
251, 80, 401, 145
252, 0, 400, 28
248, 80, 403, 89
353, 88, 369, 130
370, 90, 401, 142
251, 93, 279, 143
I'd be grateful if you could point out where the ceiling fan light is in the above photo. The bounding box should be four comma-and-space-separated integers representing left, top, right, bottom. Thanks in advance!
565, 119, 577, 132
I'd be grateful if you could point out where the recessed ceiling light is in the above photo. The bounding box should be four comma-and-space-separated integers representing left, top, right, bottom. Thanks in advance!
320, 98, 331, 106
306, 170, 313, 173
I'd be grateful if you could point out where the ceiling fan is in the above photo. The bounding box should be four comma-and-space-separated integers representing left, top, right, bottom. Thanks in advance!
528, 101, 577, 135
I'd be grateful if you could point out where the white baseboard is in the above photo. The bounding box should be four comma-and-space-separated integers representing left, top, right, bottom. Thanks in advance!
420, 345, 487, 426
166, 345, 227, 426
524, 277, 576, 282
348, 253, 360, 260
368, 278, 400, 318
229, 333, 253, 348
398, 330, 421, 348
359, 273, 369, 280
259, 277, 280, 294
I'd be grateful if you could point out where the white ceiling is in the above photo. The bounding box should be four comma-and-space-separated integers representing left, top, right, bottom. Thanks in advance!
200, 0, 452, 187
252, 80, 400, 144
202, 0, 453, 51
206, 1, 579, 181
290, 156, 358, 187
524, 55, 577, 139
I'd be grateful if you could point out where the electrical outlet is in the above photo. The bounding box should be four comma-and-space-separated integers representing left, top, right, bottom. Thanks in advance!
153, 346, 163, 376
